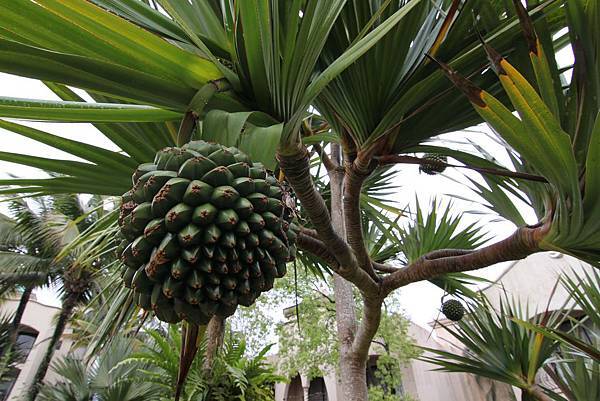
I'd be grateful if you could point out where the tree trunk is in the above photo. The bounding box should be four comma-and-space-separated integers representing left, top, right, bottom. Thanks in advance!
329, 148, 369, 401
334, 273, 369, 401
8, 286, 33, 346
27, 292, 78, 401
203, 315, 225, 371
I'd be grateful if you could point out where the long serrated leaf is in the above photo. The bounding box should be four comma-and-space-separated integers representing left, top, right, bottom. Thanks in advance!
0, 97, 181, 122
0, 119, 136, 172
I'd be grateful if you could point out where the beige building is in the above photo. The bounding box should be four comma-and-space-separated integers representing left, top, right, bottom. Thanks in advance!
0, 295, 74, 401
274, 252, 595, 401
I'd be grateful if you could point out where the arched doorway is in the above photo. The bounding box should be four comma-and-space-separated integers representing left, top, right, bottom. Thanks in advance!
286, 374, 303, 401
308, 377, 328, 401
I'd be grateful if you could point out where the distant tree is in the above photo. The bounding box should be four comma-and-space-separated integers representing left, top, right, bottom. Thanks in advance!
0, 195, 111, 401
0, 202, 54, 347
0, 312, 20, 382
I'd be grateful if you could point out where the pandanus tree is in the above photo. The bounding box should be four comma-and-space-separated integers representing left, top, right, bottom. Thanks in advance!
0, 1, 598, 400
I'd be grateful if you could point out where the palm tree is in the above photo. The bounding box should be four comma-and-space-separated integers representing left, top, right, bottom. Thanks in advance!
0, 194, 110, 400
27, 195, 113, 401
0, 312, 20, 382
0, 202, 54, 347
0, 1, 598, 399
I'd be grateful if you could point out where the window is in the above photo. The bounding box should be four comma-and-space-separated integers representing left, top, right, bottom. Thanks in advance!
15, 326, 38, 362
0, 368, 20, 401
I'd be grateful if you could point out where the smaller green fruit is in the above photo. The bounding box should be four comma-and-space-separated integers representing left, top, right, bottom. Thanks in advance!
441, 299, 465, 321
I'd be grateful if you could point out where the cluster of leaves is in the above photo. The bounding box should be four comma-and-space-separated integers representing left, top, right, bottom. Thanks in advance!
368, 382, 415, 401
367, 304, 420, 401
395, 199, 490, 297
230, 267, 341, 379
0, 194, 122, 400
37, 325, 280, 401
0, 1, 599, 399
37, 336, 160, 401
121, 325, 281, 401
0, 195, 110, 301
436, 0, 600, 265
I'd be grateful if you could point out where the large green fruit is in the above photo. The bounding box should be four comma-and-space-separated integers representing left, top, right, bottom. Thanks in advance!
118, 141, 297, 325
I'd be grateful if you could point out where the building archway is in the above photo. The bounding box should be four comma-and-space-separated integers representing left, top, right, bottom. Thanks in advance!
285, 374, 303, 401
308, 377, 328, 401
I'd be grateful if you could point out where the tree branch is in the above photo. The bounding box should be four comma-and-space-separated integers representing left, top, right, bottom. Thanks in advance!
422, 249, 474, 259
381, 224, 548, 294
312, 143, 341, 173
377, 154, 548, 183
277, 147, 353, 265
310, 282, 336, 304
278, 147, 377, 289
296, 221, 380, 295
371, 339, 390, 354
296, 232, 341, 269
353, 296, 382, 356
344, 159, 378, 281
372, 261, 399, 273
298, 226, 319, 239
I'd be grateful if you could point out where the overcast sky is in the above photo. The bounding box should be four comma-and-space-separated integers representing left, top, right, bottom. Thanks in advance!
0, 72, 542, 326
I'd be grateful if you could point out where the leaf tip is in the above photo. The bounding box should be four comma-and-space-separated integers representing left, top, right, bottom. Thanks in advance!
474, 31, 507, 76
512, 0, 538, 55
427, 54, 486, 108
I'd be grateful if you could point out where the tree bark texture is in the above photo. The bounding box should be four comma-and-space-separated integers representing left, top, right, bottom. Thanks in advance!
277, 148, 378, 294
28, 292, 78, 401
202, 315, 225, 371
381, 224, 546, 294
9, 286, 33, 346
330, 146, 371, 401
